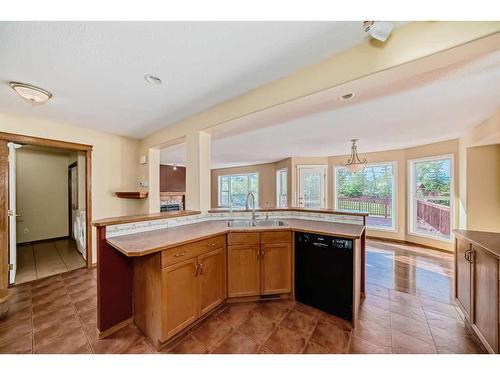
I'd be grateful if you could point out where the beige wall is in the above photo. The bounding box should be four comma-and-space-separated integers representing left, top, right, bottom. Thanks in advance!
1, 113, 141, 263
458, 110, 500, 230
211, 162, 277, 208
466, 144, 500, 232
16, 147, 69, 243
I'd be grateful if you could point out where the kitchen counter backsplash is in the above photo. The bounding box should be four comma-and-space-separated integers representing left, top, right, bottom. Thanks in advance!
106, 210, 364, 239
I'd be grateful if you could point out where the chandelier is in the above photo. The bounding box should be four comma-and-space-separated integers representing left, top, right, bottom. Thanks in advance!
341, 139, 367, 172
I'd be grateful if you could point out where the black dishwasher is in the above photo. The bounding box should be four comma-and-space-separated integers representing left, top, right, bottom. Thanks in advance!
295, 232, 353, 321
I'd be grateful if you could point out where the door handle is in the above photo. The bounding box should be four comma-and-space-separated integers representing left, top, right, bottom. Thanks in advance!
261, 249, 265, 259
257, 249, 261, 259
198, 263, 203, 275
195, 263, 199, 276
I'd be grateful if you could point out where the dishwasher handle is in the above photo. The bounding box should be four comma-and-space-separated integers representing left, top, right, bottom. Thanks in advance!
313, 242, 329, 248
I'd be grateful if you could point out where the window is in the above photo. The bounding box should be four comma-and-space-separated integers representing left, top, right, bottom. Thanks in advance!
335, 163, 396, 230
218, 173, 259, 208
409, 155, 453, 241
276, 168, 288, 208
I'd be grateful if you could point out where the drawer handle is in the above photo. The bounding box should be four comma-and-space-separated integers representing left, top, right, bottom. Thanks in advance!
174, 251, 187, 258
208, 243, 216, 247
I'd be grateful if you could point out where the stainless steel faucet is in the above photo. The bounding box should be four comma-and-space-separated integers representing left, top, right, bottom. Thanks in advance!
245, 192, 256, 221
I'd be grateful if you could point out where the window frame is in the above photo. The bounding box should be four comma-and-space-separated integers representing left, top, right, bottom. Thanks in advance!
333, 161, 398, 232
407, 154, 454, 242
217, 172, 259, 208
276, 168, 288, 208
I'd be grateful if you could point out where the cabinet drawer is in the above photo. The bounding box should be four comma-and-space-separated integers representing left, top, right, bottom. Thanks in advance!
227, 232, 260, 245
162, 235, 226, 268
261, 231, 292, 244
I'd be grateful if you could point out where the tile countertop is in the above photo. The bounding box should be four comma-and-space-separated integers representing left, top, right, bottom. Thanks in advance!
106, 218, 366, 257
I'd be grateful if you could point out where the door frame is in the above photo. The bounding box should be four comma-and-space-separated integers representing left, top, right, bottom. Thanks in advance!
296, 164, 327, 208
0, 132, 93, 288
68, 161, 78, 239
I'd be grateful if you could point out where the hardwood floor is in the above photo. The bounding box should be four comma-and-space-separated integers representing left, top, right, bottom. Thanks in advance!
0, 239, 485, 354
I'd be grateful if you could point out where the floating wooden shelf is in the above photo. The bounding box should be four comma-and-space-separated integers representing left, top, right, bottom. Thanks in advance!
115, 191, 148, 199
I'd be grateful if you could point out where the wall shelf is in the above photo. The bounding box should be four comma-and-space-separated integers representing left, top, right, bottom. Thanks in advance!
115, 191, 148, 199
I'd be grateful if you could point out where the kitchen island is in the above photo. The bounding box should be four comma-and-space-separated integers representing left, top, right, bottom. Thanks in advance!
93, 208, 367, 350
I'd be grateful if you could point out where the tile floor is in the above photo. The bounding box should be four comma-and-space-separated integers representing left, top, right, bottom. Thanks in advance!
16, 238, 86, 284
0, 239, 485, 354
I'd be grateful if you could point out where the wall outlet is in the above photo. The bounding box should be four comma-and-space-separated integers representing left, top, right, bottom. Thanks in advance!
23, 228, 29, 234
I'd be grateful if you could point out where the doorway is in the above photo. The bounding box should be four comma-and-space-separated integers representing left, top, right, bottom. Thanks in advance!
0, 132, 92, 289
297, 165, 327, 209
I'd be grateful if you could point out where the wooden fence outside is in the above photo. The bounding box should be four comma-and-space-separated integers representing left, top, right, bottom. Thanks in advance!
337, 196, 392, 217
416, 199, 450, 236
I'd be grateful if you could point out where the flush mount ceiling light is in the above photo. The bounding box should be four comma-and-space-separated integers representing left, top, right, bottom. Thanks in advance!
339, 93, 355, 100
9, 81, 52, 104
363, 21, 394, 42
144, 74, 162, 85
341, 139, 367, 172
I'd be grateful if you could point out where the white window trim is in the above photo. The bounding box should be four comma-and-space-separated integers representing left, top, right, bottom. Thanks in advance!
218, 172, 260, 208
407, 153, 454, 243
333, 161, 398, 232
296, 165, 328, 209
276, 168, 288, 208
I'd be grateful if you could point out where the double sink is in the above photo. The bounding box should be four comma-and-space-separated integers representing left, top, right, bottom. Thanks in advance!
227, 219, 286, 228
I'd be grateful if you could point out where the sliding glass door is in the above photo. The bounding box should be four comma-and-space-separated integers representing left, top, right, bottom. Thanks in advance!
408, 155, 453, 241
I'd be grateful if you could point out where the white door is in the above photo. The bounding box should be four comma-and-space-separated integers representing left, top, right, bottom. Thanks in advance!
7, 142, 20, 284
298, 166, 327, 209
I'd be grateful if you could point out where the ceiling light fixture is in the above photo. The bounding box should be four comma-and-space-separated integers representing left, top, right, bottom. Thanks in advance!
342, 139, 367, 172
363, 21, 394, 42
340, 93, 355, 100
144, 74, 162, 85
9, 82, 52, 104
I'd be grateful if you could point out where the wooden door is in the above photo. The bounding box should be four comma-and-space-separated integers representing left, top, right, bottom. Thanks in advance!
261, 243, 292, 295
227, 244, 260, 297
161, 257, 198, 340
198, 247, 226, 316
455, 238, 471, 320
471, 245, 499, 353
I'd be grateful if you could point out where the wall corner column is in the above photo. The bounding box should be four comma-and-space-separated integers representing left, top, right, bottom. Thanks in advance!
186, 131, 211, 213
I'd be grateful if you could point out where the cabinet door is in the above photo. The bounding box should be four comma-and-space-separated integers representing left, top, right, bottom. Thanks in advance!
472, 246, 499, 353
261, 243, 292, 295
227, 244, 260, 297
198, 247, 226, 316
161, 258, 198, 340
455, 238, 471, 320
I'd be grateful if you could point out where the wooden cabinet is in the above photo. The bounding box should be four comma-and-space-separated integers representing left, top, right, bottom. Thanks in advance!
198, 247, 226, 316
161, 258, 198, 339
134, 236, 226, 348
227, 231, 292, 298
454, 230, 500, 354
227, 244, 261, 297
261, 243, 292, 295
471, 245, 499, 353
455, 238, 472, 320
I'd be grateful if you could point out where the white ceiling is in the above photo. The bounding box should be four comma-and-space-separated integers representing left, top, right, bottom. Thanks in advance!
0, 21, 377, 138
160, 50, 500, 168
